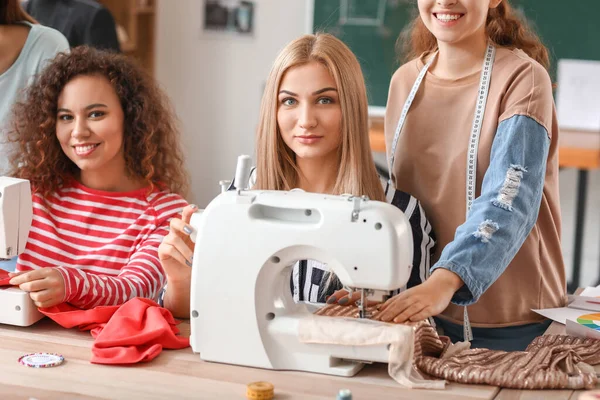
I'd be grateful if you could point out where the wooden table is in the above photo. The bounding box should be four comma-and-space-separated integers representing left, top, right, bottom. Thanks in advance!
368, 124, 600, 169
0, 317, 596, 399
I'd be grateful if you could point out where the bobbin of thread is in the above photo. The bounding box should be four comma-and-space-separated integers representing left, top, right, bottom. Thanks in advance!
246, 381, 274, 400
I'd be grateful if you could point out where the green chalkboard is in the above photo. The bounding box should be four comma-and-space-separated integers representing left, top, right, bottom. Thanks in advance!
312, 0, 600, 107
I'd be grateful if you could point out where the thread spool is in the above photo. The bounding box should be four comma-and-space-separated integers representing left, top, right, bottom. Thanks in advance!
246, 381, 274, 400
234, 155, 252, 191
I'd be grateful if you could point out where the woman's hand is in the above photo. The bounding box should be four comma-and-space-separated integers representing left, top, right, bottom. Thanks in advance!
158, 204, 197, 284
158, 204, 198, 318
372, 269, 464, 323
9, 268, 66, 308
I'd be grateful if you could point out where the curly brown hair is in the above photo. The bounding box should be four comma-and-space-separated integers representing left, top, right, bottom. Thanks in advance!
9, 46, 189, 198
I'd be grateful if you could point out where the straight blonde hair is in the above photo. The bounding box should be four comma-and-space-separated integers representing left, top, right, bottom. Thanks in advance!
255, 33, 385, 202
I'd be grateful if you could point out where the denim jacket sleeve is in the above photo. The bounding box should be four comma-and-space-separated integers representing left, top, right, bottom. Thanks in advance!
430, 114, 551, 305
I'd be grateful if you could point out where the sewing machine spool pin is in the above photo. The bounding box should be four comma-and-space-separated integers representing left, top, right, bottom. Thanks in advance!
219, 180, 231, 193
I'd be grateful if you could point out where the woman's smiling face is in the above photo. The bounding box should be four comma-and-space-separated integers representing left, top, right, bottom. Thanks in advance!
56, 74, 126, 176
418, 0, 502, 46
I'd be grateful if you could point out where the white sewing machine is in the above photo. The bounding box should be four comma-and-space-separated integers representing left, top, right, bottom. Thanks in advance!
189, 168, 414, 376
0, 177, 44, 327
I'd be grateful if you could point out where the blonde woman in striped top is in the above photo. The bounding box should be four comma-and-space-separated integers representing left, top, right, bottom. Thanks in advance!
7, 47, 188, 309
159, 34, 434, 318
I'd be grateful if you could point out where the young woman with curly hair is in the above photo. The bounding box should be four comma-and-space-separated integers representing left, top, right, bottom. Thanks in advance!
6, 46, 189, 310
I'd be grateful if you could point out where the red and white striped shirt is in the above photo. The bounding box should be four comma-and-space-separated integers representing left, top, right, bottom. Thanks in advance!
16, 180, 187, 309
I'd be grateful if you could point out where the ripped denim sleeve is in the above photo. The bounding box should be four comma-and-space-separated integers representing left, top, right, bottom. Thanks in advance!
430, 115, 551, 305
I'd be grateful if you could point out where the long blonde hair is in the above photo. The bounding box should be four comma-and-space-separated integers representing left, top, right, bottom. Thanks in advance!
255, 33, 385, 202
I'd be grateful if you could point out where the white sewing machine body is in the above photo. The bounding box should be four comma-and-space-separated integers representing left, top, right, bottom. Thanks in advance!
189, 189, 413, 376
0, 177, 44, 327
0, 287, 45, 326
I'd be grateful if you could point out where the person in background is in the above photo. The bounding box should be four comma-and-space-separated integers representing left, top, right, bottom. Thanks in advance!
382, 0, 565, 351
23, 0, 120, 52
6, 47, 188, 309
157, 33, 435, 319
0, 0, 68, 175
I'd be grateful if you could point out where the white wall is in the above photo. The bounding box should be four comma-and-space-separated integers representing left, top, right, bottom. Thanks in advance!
155, 0, 312, 206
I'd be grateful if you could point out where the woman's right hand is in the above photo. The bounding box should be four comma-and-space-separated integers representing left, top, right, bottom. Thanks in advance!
158, 204, 198, 284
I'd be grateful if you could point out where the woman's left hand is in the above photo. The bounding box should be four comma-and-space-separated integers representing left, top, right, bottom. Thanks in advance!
9, 268, 66, 308
372, 269, 464, 323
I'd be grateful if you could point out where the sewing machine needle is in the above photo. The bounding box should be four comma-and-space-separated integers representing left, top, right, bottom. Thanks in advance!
359, 289, 365, 318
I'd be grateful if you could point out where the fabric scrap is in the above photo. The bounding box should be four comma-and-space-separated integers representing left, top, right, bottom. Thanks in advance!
40, 297, 189, 364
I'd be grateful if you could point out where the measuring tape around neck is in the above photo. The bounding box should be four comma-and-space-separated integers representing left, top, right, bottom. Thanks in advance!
388, 43, 497, 342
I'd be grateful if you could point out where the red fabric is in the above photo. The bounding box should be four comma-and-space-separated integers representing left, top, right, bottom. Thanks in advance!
40, 297, 189, 364
0, 269, 14, 286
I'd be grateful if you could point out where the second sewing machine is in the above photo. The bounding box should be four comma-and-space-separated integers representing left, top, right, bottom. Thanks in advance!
0, 176, 43, 327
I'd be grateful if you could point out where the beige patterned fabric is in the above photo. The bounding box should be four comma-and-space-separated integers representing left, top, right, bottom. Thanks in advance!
299, 313, 445, 389
314, 304, 600, 390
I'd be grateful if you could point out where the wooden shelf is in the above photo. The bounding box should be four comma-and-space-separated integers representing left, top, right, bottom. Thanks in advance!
135, 6, 155, 15
369, 123, 386, 153
120, 41, 136, 53
96, 0, 156, 76
559, 129, 600, 169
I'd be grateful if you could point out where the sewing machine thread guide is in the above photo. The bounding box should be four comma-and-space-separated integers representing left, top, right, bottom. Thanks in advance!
349, 196, 370, 222
349, 196, 360, 222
